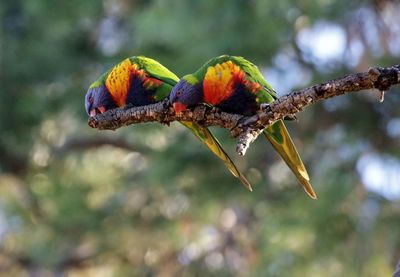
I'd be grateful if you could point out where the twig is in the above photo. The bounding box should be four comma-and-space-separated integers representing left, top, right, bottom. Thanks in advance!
88, 64, 400, 155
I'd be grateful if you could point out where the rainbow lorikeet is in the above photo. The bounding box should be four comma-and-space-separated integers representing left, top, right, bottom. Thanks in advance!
85, 56, 252, 191
169, 55, 317, 199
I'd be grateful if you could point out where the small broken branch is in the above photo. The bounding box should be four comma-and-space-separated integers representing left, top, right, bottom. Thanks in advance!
88, 64, 400, 155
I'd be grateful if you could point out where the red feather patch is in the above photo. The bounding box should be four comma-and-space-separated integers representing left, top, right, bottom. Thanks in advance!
143, 77, 163, 89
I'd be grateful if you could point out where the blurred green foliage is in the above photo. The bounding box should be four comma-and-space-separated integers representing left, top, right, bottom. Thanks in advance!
1, 0, 400, 276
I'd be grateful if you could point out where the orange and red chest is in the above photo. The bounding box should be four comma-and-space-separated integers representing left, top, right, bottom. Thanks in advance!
202, 61, 261, 105
104, 59, 161, 107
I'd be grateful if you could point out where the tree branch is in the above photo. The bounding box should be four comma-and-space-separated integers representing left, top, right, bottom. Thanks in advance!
88, 64, 400, 155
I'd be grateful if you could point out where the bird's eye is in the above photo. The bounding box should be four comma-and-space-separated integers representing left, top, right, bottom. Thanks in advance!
176, 91, 182, 96
88, 95, 94, 104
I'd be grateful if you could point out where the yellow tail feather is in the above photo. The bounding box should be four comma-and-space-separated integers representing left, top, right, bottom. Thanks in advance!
180, 121, 252, 191
264, 120, 317, 199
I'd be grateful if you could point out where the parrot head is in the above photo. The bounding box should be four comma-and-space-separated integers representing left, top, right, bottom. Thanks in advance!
169, 75, 203, 114
85, 78, 117, 117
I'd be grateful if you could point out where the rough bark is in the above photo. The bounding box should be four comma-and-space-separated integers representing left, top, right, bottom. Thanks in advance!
88, 64, 400, 155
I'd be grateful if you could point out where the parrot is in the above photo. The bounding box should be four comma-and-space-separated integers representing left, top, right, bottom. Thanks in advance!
84, 56, 252, 191
169, 55, 317, 199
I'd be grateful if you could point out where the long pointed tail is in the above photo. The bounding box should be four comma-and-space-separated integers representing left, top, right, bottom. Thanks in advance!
264, 120, 317, 199
180, 121, 252, 191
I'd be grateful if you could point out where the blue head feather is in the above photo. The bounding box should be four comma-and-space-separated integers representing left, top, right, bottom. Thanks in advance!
169, 79, 203, 107
84, 84, 116, 116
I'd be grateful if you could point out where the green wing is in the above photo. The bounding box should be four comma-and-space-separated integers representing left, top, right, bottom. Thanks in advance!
229, 56, 277, 100
180, 121, 253, 191
132, 56, 179, 100
133, 56, 180, 85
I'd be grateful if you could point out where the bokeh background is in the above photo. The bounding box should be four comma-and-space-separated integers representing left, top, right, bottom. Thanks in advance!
1, 0, 400, 276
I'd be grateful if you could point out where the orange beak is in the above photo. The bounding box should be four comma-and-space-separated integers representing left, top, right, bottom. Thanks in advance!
172, 102, 188, 114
